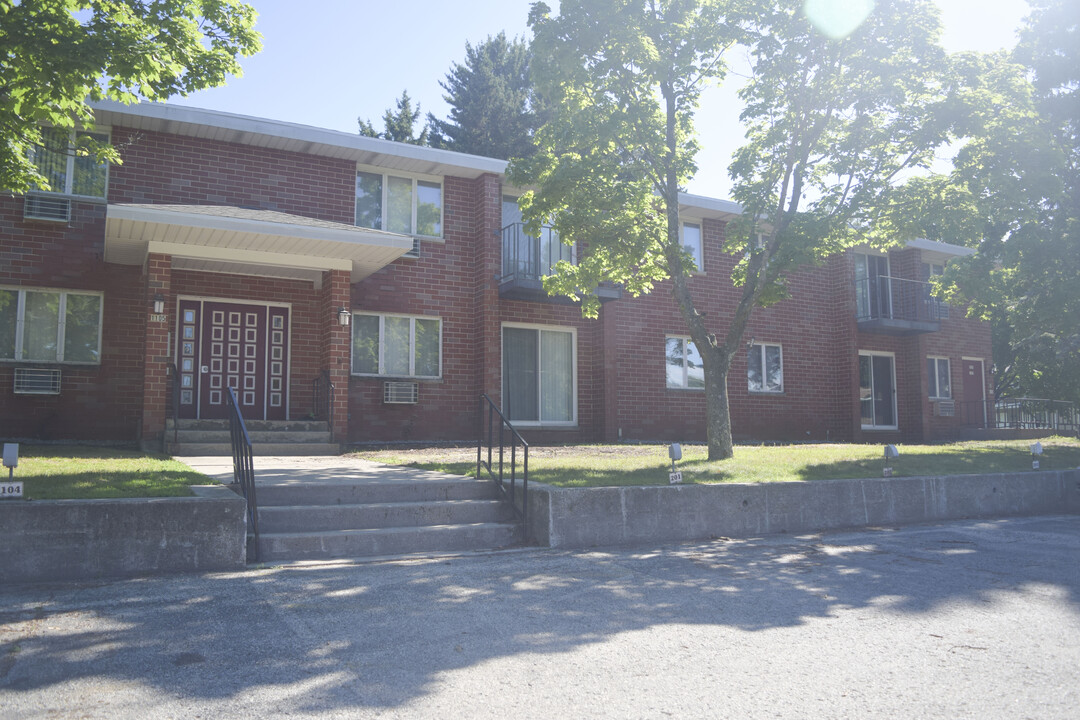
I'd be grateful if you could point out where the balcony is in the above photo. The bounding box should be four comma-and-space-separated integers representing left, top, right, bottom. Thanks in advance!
499, 223, 621, 304
855, 275, 947, 336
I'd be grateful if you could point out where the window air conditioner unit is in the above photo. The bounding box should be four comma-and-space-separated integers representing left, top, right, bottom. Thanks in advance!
403, 237, 422, 258
934, 400, 955, 417
383, 381, 419, 404
24, 195, 71, 223
14, 367, 62, 395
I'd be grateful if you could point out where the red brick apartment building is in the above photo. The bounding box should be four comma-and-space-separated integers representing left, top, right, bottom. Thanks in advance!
0, 101, 993, 450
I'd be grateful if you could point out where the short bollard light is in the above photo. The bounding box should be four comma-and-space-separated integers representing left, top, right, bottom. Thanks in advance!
883, 444, 899, 478
668, 443, 683, 484
1030, 442, 1043, 470
1, 443, 22, 499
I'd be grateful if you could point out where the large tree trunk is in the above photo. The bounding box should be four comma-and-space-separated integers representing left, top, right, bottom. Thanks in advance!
702, 345, 734, 460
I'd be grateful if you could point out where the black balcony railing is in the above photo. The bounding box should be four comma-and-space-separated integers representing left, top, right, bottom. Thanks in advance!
855, 275, 948, 335
501, 222, 572, 282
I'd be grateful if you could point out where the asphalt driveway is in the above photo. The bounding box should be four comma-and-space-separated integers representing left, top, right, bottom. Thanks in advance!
2, 515, 1078, 719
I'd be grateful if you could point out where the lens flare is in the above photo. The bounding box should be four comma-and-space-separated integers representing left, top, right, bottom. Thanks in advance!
803, 0, 876, 39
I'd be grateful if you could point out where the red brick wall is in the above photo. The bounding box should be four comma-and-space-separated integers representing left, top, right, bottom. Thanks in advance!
0, 197, 145, 442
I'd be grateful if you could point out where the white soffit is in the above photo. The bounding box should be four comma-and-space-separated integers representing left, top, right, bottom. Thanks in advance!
679, 192, 743, 220
105, 204, 414, 282
906, 237, 977, 260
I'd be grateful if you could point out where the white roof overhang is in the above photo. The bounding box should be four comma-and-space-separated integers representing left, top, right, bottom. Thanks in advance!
105, 204, 414, 285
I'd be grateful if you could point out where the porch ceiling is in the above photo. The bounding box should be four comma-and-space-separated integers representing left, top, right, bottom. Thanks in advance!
104, 204, 414, 284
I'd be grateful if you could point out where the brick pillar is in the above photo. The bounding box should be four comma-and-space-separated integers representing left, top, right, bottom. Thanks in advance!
601, 300, 620, 441
474, 173, 504, 408
320, 268, 352, 445
140, 253, 172, 450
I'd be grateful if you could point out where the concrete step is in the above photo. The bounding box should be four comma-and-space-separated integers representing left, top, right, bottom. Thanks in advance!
170, 442, 340, 456
256, 480, 499, 507
258, 499, 513, 533
173, 429, 332, 444
256, 522, 519, 561
167, 419, 331, 433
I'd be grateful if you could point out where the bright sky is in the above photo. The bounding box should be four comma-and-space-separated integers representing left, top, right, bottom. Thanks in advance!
175, 0, 1032, 199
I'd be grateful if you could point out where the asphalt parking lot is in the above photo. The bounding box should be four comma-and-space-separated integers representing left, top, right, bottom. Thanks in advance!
2, 514, 1078, 719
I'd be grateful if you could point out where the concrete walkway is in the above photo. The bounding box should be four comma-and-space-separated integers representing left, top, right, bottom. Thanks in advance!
181, 454, 481, 487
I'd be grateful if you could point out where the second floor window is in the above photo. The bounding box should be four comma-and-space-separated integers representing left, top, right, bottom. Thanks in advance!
355, 170, 442, 238
682, 222, 703, 271
28, 128, 109, 198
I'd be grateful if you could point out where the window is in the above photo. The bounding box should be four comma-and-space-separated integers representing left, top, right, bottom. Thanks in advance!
351, 313, 441, 378
666, 336, 704, 389
927, 357, 951, 399
748, 343, 783, 393
28, 128, 109, 198
0, 287, 102, 364
355, 169, 443, 238
859, 351, 897, 429
682, 222, 703, 271
502, 325, 575, 424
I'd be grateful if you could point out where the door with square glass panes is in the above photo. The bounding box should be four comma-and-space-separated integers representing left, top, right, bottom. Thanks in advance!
175, 299, 289, 420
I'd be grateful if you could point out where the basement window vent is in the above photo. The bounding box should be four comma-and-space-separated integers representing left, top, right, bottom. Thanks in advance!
14, 367, 62, 395
383, 381, 419, 404
24, 195, 71, 223
934, 400, 955, 417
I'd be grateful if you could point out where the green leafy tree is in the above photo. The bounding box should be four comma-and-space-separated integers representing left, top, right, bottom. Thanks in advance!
0, 0, 261, 194
428, 32, 545, 160
888, 0, 1079, 404
512, 0, 952, 459
358, 90, 430, 146
508, 0, 740, 458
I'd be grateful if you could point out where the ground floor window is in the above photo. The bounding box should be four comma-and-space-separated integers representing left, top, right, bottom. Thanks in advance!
748, 342, 783, 393
0, 287, 102, 363
502, 324, 575, 424
666, 336, 704, 389
927, 356, 951, 399
859, 351, 897, 429
351, 313, 442, 378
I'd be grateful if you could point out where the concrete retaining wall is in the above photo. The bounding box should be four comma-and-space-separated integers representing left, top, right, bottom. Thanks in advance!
0, 485, 247, 584
526, 470, 1080, 549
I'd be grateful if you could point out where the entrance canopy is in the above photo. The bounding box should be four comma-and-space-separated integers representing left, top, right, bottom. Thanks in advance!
105, 204, 415, 285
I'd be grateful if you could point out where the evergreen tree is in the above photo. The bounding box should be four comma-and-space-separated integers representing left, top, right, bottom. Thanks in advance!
428, 32, 543, 160
358, 91, 430, 146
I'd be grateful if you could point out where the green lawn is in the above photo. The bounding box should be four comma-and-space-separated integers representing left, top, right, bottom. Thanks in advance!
5, 445, 214, 500
349, 437, 1080, 488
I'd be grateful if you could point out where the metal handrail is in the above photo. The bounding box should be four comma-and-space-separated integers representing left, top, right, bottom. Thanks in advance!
477, 394, 528, 539
312, 370, 335, 443
500, 222, 572, 282
854, 275, 948, 323
226, 386, 259, 562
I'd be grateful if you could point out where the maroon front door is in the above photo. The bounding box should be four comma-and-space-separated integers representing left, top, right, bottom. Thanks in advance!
176, 299, 289, 420
962, 358, 986, 428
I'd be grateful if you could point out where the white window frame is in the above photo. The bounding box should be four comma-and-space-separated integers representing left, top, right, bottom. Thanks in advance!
927, 356, 952, 400
28, 127, 110, 199
350, 312, 442, 379
0, 286, 104, 364
748, 342, 784, 394
355, 164, 444, 240
681, 220, 703, 271
666, 335, 704, 390
859, 350, 898, 430
501, 322, 578, 427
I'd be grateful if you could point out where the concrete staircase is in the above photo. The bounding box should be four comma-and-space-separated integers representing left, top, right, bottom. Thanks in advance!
166, 418, 339, 456
254, 479, 520, 561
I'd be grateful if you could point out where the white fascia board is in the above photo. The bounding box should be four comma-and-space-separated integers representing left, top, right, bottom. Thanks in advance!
90, 100, 508, 177
108, 204, 414, 251
906, 238, 977, 257
679, 192, 743, 219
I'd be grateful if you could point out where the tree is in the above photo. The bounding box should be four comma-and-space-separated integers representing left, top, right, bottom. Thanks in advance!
0, 0, 261, 194
889, 0, 1080, 404
358, 91, 430, 146
510, 0, 951, 459
427, 32, 545, 160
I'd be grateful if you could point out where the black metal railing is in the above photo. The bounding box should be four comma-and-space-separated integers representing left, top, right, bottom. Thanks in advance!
477, 394, 528, 539
166, 361, 180, 452
226, 386, 259, 562
957, 397, 1079, 435
855, 275, 948, 323
501, 222, 572, 282
312, 370, 335, 443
